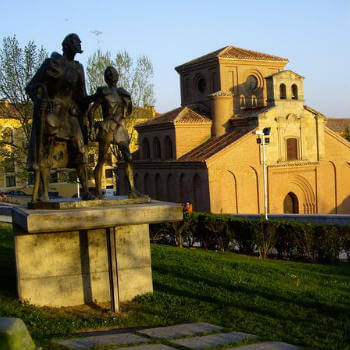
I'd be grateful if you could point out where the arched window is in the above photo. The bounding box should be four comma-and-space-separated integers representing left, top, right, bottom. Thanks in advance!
240, 95, 246, 109
142, 138, 150, 159
283, 192, 299, 213
155, 173, 163, 200
286, 138, 298, 160
164, 136, 173, 159
193, 174, 202, 211
153, 137, 161, 159
291, 84, 298, 100
280, 84, 286, 99
144, 173, 150, 195
124, 175, 130, 193
166, 174, 176, 202
179, 173, 186, 203
134, 173, 139, 193
251, 95, 257, 108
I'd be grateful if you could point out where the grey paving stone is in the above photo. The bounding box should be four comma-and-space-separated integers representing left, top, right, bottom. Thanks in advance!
55, 333, 150, 349
171, 331, 257, 349
112, 345, 176, 350
230, 341, 300, 350
138, 322, 222, 339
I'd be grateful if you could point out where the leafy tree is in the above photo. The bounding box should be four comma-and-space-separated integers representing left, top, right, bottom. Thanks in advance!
0, 35, 47, 185
86, 48, 156, 168
86, 48, 155, 107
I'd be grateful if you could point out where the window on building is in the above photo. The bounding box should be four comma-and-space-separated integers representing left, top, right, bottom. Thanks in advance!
246, 75, 258, 92
291, 84, 298, 100
105, 168, 114, 178
286, 138, 298, 160
164, 136, 173, 159
251, 95, 258, 108
4, 158, 15, 172
142, 138, 150, 159
280, 84, 286, 99
6, 175, 16, 187
153, 137, 161, 159
240, 95, 246, 109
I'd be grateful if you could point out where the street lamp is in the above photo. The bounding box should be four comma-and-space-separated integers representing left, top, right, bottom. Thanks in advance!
252, 128, 270, 220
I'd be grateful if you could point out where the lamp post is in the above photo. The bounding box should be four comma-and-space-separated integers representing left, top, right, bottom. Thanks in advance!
252, 128, 270, 220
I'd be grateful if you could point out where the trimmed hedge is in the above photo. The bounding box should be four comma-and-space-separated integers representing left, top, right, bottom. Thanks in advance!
150, 212, 350, 263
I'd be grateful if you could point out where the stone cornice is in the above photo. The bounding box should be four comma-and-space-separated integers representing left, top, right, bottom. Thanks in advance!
269, 161, 318, 168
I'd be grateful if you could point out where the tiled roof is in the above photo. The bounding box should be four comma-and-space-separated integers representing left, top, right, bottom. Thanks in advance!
178, 127, 254, 162
176, 45, 288, 70
326, 118, 350, 134
136, 105, 211, 128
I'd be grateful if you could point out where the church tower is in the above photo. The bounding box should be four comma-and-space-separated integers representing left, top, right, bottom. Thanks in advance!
175, 46, 288, 136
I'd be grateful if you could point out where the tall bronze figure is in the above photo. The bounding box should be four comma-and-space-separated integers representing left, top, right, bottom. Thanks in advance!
26, 33, 94, 202
88, 66, 141, 199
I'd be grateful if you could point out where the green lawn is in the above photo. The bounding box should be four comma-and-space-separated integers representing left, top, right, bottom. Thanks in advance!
0, 223, 349, 350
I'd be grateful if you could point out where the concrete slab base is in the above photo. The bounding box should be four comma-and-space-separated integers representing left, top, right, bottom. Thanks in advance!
12, 201, 183, 310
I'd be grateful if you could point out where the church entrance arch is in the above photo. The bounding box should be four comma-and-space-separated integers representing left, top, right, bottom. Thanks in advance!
283, 192, 299, 213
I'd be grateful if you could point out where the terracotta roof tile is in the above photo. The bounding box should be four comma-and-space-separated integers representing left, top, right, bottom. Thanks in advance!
326, 118, 350, 134
176, 45, 288, 70
136, 105, 211, 128
178, 127, 254, 162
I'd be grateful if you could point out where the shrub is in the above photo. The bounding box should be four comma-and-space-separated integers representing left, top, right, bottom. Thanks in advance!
150, 212, 348, 264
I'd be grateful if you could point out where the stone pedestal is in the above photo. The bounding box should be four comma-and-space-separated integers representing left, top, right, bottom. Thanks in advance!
12, 200, 182, 310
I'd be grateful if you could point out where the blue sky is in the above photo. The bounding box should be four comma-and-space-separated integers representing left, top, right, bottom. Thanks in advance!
0, 0, 349, 117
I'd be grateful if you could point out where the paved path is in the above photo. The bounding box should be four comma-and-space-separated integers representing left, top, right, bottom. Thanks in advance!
55, 322, 301, 350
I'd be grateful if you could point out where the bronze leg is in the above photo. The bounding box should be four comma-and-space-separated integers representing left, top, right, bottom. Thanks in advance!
94, 141, 109, 199
118, 143, 142, 198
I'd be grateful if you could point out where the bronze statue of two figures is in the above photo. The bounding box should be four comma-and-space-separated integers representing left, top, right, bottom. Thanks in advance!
26, 33, 141, 203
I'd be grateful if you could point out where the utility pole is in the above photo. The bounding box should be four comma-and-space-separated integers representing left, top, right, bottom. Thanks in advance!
252, 128, 271, 220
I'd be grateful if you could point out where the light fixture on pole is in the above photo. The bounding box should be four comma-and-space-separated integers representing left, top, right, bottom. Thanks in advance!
252, 128, 270, 220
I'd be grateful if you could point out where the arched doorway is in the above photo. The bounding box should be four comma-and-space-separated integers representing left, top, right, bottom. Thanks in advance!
283, 192, 299, 213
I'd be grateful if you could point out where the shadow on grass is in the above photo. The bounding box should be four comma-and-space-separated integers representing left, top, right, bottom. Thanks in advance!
152, 262, 348, 319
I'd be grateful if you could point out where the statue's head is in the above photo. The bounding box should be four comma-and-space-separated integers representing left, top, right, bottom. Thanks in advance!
62, 33, 83, 55
104, 66, 119, 86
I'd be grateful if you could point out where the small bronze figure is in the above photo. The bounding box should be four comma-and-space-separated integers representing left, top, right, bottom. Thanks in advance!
26, 33, 94, 202
88, 66, 142, 199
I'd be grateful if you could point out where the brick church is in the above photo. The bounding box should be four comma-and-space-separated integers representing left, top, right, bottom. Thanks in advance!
118, 46, 350, 214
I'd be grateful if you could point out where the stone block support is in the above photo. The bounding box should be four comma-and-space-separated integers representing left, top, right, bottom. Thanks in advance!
12, 201, 182, 310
